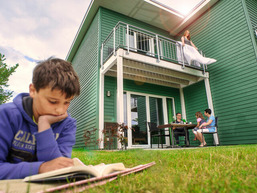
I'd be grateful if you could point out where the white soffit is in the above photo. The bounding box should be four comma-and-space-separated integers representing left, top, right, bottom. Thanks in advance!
98, 0, 218, 36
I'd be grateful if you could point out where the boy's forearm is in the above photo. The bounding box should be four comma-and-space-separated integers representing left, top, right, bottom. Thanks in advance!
0, 161, 43, 180
37, 120, 51, 133
35, 129, 62, 161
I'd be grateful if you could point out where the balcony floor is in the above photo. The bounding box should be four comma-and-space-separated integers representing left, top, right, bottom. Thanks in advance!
102, 49, 208, 88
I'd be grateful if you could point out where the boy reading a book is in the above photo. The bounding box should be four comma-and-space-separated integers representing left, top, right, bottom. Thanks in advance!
0, 58, 80, 179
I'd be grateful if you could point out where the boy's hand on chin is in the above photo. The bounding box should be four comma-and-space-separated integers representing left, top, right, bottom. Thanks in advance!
40, 112, 68, 124
38, 112, 68, 132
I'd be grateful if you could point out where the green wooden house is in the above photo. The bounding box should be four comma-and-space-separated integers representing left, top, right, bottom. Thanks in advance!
67, 0, 257, 149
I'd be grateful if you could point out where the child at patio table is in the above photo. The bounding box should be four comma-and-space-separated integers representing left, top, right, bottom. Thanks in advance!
192, 111, 206, 141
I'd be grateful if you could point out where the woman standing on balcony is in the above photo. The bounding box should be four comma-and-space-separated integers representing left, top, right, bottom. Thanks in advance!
179, 30, 216, 65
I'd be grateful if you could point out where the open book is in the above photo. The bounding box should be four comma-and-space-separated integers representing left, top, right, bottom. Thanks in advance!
0, 161, 155, 193
23, 158, 126, 182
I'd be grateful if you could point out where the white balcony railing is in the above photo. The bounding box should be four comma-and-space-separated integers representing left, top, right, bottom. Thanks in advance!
101, 21, 206, 72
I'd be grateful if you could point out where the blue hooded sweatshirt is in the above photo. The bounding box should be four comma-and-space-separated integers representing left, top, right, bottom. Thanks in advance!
0, 93, 77, 179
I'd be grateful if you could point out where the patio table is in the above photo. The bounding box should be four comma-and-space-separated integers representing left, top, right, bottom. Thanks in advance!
158, 123, 197, 147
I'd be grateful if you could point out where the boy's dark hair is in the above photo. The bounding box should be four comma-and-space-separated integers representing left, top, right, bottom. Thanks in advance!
32, 57, 80, 98
204, 109, 212, 115
176, 112, 181, 116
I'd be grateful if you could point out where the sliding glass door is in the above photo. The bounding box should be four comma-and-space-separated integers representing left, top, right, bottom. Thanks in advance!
125, 91, 175, 148
130, 94, 148, 145
149, 97, 164, 126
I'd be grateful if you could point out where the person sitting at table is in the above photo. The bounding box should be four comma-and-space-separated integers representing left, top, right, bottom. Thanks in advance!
192, 111, 206, 141
172, 112, 189, 147
196, 108, 216, 147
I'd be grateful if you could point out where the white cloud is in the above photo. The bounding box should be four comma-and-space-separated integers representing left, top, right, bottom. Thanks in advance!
0, 0, 91, 102
0, 46, 37, 101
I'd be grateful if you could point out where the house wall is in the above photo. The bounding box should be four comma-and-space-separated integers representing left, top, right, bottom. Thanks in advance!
104, 76, 117, 123
68, 11, 100, 149
104, 76, 182, 123
70, 0, 257, 148
180, 0, 257, 145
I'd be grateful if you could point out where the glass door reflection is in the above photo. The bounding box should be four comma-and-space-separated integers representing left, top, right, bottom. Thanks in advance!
131, 94, 147, 145
149, 97, 165, 145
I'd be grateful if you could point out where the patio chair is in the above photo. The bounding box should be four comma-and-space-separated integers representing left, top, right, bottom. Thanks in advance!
172, 123, 190, 147
171, 131, 187, 147
200, 117, 219, 146
147, 122, 171, 148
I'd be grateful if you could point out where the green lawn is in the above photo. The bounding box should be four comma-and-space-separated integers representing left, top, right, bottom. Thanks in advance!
72, 145, 257, 193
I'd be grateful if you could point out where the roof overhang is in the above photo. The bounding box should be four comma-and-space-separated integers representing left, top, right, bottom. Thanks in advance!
66, 0, 219, 62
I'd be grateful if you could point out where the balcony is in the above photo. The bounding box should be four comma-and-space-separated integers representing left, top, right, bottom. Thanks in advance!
101, 21, 207, 73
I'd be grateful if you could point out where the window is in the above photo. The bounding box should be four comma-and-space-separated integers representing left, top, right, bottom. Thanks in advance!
126, 30, 155, 55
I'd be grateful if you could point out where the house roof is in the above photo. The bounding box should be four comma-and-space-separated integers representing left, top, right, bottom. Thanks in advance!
66, 0, 219, 61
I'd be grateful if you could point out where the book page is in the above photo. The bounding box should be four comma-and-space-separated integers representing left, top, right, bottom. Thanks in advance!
73, 158, 86, 166
23, 165, 100, 182
92, 163, 126, 176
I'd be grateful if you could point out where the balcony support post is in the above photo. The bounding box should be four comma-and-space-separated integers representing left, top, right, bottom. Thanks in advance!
156, 34, 160, 62
113, 27, 116, 56
179, 87, 186, 121
180, 44, 185, 69
202, 64, 206, 74
101, 43, 103, 69
116, 55, 124, 149
99, 71, 105, 149
199, 50, 206, 74
162, 97, 170, 146
126, 24, 130, 54
204, 77, 219, 145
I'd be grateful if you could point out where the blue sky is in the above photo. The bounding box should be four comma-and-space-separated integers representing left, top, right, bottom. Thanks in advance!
0, 0, 91, 101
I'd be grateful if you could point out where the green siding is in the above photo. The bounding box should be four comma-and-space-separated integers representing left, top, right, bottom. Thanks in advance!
180, 0, 257, 145
104, 76, 181, 123
69, 12, 100, 149
184, 81, 208, 123
104, 76, 117, 122
183, 81, 212, 146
